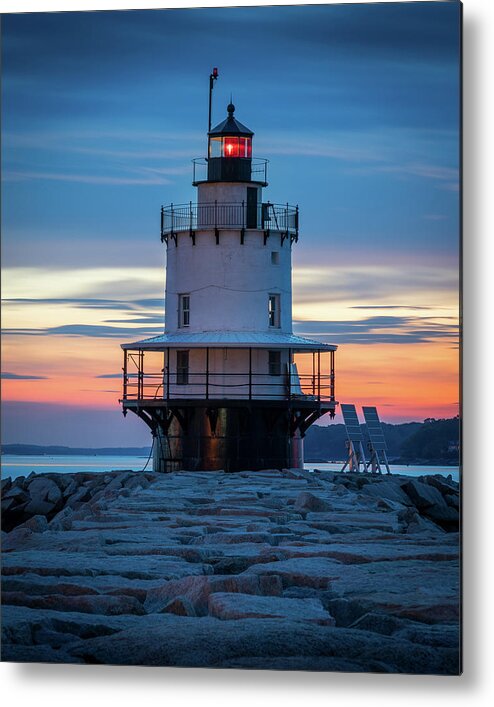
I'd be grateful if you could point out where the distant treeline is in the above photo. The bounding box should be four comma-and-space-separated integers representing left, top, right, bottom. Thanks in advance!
3, 417, 460, 465
304, 416, 460, 465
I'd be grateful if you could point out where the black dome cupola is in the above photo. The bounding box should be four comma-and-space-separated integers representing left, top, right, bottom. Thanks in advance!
207, 103, 254, 182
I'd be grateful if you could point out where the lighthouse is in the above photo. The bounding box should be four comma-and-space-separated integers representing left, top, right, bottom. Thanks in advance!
120, 74, 337, 472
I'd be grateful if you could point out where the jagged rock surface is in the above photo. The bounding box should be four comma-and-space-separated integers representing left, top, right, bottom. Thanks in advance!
1, 469, 460, 673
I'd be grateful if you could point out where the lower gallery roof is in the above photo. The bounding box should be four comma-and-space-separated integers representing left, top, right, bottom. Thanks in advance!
121, 330, 337, 352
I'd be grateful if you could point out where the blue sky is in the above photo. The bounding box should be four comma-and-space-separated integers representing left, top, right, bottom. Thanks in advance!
1, 2, 461, 445
2, 2, 460, 262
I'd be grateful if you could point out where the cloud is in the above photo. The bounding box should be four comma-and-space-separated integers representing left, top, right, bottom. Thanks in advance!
1, 267, 162, 300
2, 297, 164, 311
293, 315, 458, 345
104, 316, 164, 325
293, 264, 459, 307
2, 324, 161, 339
351, 305, 434, 311
1, 372, 48, 380
344, 161, 459, 184
3, 170, 171, 186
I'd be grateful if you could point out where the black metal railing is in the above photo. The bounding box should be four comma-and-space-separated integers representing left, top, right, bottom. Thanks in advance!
121, 348, 336, 405
161, 201, 299, 241
122, 371, 335, 404
192, 157, 269, 185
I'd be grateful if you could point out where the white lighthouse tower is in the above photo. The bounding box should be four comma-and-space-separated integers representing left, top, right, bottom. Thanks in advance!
120, 74, 337, 472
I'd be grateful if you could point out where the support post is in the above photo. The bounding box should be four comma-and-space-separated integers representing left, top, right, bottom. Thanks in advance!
330, 350, 335, 401
312, 352, 315, 395
122, 350, 127, 400
189, 200, 195, 244
317, 350, 321, 401
205, 347, 209, 400
166, 348, 170, 401
288, 348, 292, 400
248, 348, 252, 401
138, 350, 144, 400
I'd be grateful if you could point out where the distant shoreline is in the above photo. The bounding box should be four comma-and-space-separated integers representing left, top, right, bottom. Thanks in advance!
2, 444, 152, 457
1, 445, 459, 468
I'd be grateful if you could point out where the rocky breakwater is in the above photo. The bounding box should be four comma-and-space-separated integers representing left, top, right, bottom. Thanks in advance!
1, 468, 460, 674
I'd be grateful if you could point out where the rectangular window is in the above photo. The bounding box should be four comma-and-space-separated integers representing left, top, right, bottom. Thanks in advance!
268, 350, 281, 377
268, 294, 280, 328
176, 350, 189, 385
179, 294, 190, 327
271, 251, 280, 265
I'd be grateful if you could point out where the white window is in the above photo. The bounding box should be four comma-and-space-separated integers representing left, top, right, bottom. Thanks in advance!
179, 294, 190, 327
268, 294, 280, 328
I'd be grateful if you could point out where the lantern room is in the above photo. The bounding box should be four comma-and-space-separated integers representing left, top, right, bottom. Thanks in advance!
207, 103, 254, 182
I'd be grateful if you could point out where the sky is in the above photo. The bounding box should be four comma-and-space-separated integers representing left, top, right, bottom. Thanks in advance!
1, 1, 461, 446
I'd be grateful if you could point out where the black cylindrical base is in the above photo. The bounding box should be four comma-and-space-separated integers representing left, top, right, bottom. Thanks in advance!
152, 405, 300, 473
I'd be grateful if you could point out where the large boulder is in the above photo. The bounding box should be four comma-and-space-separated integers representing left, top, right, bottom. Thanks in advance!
17, 515, 49, 533
144, 574, 261, 615
67, 615, 460, 674
402, 480, 448, 511
294, 491, 333, 513
360, 480, 412, 506
208, 592, 335, 625
1, 591, 145, 616
22, 477, 63, 519
27, 477, 62, 505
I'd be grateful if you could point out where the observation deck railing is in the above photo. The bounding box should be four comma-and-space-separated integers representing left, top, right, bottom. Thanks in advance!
121, 349, 335, 405
122, 371, 335, 404
160, 201, 299, 242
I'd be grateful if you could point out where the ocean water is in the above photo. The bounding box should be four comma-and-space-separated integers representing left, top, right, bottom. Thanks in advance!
1, 454, 460, 483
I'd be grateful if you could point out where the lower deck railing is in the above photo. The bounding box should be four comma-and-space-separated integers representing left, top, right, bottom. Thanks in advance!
122, 371, 335, 404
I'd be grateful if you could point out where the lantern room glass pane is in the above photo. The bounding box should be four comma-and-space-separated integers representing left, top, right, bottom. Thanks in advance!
209, 137, 222, 158
223, 136, 240, 158
241, 137, 252, 158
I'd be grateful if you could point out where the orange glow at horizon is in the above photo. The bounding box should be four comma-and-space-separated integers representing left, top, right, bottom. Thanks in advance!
1, 261, 459, 422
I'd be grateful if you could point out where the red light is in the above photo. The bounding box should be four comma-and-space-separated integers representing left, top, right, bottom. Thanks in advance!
223, 137, 239, 158
212, 67, 218, 78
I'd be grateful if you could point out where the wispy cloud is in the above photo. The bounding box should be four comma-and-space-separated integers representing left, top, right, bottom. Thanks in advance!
1, 372, 48, 380
294, 315, 458, 345
344, 161, 458, 184
3, 170, 171, 186
2, 324, 161, 339
2, 297, 164, 311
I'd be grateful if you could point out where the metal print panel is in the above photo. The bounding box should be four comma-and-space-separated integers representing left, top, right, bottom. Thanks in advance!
1, 1, 461, 674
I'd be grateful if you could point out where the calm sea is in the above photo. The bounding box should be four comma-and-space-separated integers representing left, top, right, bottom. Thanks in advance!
1, 454, 460, 483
